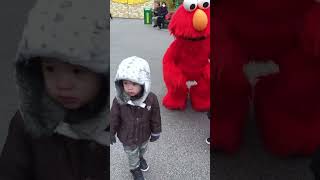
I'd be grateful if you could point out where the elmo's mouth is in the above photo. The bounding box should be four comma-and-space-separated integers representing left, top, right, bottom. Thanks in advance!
183, 36, 206, 41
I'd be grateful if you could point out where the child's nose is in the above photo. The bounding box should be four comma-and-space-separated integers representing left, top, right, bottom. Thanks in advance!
56, 76, 73, 90
126, 84, 134, 89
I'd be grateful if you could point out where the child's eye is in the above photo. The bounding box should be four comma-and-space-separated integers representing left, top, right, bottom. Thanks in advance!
45, 66, 54, 72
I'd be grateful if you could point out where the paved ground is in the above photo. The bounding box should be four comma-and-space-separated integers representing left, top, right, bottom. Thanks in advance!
110, 18, 210, 180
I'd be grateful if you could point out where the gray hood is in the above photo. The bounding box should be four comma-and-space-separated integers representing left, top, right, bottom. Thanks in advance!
114, 56, 151, 106
15, 0, 109, 146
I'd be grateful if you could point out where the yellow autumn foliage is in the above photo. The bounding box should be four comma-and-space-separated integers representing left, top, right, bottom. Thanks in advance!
112, 0, 149, 5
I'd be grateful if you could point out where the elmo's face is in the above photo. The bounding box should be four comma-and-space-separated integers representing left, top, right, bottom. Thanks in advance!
169, 0, 210, 40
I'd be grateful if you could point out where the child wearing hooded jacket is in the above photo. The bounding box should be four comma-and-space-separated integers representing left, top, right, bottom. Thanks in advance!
0, 0, 109, 180
110, 56, 161, 180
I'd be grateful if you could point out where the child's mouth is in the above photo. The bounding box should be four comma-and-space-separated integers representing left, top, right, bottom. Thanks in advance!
57, 96, 79, 105
127, 92, 136, 96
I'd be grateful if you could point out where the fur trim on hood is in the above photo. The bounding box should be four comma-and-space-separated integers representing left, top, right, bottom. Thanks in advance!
114, 56, 151, 106
14, 0, 109, 146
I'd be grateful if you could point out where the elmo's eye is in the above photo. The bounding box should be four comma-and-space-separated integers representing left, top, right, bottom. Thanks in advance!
198, 0, 210, 9
183, 0, 198, 12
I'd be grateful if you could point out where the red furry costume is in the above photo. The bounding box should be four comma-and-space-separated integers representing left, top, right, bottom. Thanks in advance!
213, 0, 320, 156
162, 0, 210, 111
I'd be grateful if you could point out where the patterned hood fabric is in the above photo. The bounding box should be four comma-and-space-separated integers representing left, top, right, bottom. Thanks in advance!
14, 0, 110, 146
114, 56, 151, 106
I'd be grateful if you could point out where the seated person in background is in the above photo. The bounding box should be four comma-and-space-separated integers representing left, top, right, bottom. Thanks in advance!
163, 11, 174, 28
152, 1, 160, 27
154, 1, 168, 29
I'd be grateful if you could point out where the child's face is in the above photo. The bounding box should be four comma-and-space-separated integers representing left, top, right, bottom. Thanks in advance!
41, 59, 101, 109
122, 80, 142, 97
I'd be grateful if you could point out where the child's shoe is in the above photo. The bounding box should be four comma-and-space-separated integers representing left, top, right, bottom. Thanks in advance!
310, 147, 320, 180
139, 157, 149, 171
206, 138, 210, 145
130, 167, 145, 180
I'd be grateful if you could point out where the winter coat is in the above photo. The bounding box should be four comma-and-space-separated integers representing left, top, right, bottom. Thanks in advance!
110, 93, 161, 146
153, 7, 160, 16
158, 6, 168, 17
0, 0, 109, 179
110, 56, 161, 146
0, 112, 109, 180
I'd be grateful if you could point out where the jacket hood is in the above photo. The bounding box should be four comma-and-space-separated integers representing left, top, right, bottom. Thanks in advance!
17, 0, 109, 73
14, 0, 109, 146
114, 56, 151, 106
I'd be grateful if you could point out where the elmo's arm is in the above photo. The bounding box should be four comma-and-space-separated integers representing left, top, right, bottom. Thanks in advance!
163, 41, 186, 90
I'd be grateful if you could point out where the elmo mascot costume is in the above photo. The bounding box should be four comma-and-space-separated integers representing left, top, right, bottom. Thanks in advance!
213, 0, 320, 156
162, 0, 210, 111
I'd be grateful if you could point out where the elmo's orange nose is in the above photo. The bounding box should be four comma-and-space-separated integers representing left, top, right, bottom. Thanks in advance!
193, 9, 208, 32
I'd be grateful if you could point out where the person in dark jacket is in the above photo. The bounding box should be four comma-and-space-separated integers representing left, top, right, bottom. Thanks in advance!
155, 1, 168, 29
110, 56, 161, 180
152, 1, 161, 27
0, 0, 109, 180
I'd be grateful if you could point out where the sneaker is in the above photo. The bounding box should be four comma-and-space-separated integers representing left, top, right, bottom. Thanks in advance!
139, 157, 149, 171
206, 138, 210, 145
130, 167, 145, 180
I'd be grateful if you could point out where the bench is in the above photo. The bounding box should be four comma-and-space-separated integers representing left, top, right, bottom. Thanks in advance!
162, 12, 174, 29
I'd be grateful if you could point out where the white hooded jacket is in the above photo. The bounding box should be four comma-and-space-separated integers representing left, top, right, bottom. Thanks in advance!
114, 56, 151, 107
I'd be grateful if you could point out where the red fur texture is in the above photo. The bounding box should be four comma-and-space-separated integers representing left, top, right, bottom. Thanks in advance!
213, 0, 320, 156
162, 5, 210, 111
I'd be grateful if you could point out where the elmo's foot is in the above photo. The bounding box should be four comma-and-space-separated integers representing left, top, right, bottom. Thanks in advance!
191, 98, 210, 112
162, 93, 187, 110
189, 80, 210, 112
190, 96, 210, 112
213, 120, 244, 154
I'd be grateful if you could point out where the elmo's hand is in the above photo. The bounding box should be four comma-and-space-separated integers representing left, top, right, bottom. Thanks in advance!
186, 80, 198, 88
